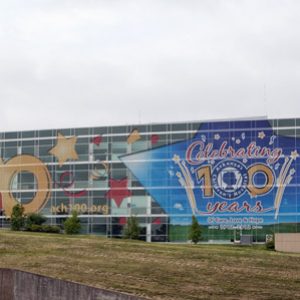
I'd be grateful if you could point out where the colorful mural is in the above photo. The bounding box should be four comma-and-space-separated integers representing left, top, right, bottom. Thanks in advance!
0, 119, 299, 241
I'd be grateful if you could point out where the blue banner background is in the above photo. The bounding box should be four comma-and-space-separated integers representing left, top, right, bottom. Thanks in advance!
121, 120, 300, 226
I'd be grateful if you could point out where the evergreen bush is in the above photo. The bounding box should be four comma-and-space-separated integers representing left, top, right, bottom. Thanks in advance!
64, 211, 81, 234
27, 224, 61, 233
10, 204, 25, 231
25, 212, 46, 229
188, 215, 202, 244
123, 216, 140, 240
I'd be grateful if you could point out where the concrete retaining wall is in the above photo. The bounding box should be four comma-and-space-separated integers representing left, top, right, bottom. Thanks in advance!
0, 268, 146, 300
275, 233, 300, 253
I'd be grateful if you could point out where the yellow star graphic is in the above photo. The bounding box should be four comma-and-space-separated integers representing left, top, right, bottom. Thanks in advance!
290, 150, 299, 160
172, 154, 181, 163
49, 133, 78, 167
258, 131, 265, 139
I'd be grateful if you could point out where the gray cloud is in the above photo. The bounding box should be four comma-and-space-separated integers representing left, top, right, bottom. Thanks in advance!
0, 0, 300, 131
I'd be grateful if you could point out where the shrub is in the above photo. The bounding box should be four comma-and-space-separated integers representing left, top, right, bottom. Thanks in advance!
43, 225, 61, 233
64, 211, 81, 234
25, 213, 46, 229
10, 204, 25, 231
27, 224, 61, 233
265, 234, 275, 250
266, 239, 275, 250
266, 240, 275, 250
28, 224, 43, 232
123, 216, 140, 240
189, 215, 202, 244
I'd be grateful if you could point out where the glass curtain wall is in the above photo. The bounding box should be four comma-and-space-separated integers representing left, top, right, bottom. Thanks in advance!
0, 118, 299, 242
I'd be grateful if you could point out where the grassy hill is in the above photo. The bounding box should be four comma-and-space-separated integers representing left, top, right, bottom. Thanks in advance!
1, 230, 300, 299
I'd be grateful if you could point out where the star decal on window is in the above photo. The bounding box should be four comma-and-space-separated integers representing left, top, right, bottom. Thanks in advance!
49, 132, 79, 167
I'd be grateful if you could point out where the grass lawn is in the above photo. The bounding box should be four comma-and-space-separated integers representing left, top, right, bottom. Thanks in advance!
0, 230, 300, 299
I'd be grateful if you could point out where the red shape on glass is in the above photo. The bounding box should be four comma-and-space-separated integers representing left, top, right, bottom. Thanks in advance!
59, 172, 87, 198
91, 135, 102, 146
152, 218, 161, 225
105, 178, 132, 207
119, 217, 127, 225
151, 134, 159, 145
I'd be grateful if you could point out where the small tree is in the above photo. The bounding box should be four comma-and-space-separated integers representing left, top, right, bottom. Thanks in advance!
64, 211, 81, 234
189, 215, 202, 244
123, 216, 140, 240
10, 204, 25, 231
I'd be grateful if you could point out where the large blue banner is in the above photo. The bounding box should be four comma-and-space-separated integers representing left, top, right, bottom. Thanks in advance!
121, 120, 300, 230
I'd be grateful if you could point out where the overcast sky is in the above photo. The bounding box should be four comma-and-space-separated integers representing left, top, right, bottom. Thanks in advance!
0, 0, 300, 132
